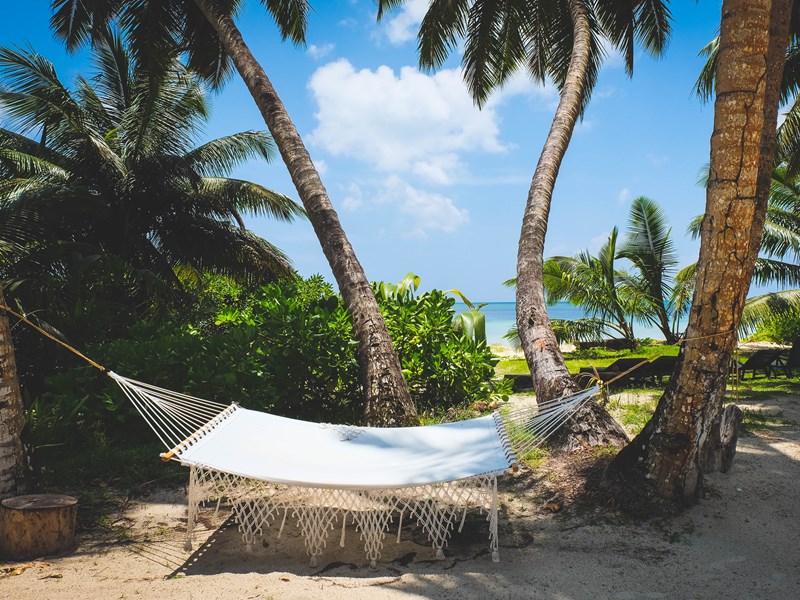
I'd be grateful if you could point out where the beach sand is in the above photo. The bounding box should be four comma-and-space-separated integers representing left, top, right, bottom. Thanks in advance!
2, 389, 799, 600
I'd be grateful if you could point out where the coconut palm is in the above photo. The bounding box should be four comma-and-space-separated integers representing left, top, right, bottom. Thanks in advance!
605, 0, 792, 512
695, 13, 800, 173
689, 165, 800, 289
543, 227, 641, 343
49, 0, 418, 427
0, 286, 25, 497
0, 36, 304, 333
378, 0, 670, 448
617, 196, 680, 343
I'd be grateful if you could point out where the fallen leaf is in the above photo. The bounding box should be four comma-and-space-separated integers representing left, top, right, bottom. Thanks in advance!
545, 502, 562, 513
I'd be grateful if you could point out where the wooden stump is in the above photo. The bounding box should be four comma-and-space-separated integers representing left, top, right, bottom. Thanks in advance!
0, 494, 78, 559
703, 404, 745, 474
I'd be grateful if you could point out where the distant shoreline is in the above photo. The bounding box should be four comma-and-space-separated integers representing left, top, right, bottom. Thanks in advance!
452, 301, 674, 345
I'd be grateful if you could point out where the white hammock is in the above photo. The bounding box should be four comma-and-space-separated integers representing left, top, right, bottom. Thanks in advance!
109, 372, 598, 568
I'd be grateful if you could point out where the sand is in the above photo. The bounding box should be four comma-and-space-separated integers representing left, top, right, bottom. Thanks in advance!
1, 390, 799, 600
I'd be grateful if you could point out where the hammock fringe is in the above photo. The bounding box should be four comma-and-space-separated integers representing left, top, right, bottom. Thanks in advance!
107, 372, 598, 566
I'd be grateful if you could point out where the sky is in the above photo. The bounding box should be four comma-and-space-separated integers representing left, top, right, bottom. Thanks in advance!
1, 0, 755, 302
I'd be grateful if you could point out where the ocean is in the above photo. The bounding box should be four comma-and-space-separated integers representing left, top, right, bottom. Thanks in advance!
452, 302, 678, 345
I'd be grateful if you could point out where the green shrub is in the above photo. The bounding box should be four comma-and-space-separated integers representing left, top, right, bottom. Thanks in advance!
27, 276, 507, 449
754, 308, 800, 343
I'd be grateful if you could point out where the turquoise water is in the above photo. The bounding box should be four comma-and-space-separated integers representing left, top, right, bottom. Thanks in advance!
453, 302, 679, 345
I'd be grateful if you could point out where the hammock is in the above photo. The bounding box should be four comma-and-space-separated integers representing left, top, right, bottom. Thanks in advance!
108, 372, 599, 568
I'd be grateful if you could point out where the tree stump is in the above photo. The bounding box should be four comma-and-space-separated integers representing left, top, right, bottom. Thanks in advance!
0, 494, 78, 559
703, 404, 745, 474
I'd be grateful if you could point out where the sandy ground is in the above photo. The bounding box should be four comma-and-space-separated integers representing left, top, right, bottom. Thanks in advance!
2, 390, 799, 600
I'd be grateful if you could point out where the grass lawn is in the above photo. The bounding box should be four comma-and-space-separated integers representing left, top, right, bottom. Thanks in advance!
496, 343, 800, 438
495, 342, 680, 377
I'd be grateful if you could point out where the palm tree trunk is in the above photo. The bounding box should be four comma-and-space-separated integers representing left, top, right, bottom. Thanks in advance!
194, 0, 417, 426
516, 0, 627, 450
654, 297, 678, 344
604, 0, 791, 512
0, 288, 26, 497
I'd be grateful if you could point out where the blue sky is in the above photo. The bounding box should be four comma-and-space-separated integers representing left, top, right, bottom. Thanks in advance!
2, 1, 750, 302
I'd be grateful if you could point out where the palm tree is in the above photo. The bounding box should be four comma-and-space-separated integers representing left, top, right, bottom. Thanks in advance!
684, 164, 800, 340
0, 37, 304, 334
0, 286, 25, 497
617, 196, 680, 343
378, 0, 670, 448
543, 227, 641, 343
605, 0, 792, 512
49, 1, 418, 427
695, 12, 800, 174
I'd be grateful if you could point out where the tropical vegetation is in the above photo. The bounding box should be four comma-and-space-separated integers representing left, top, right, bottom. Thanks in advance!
378, 0, 672, 451
25, 275, 508, 454
0, 35, 303, 341
605, 0, 793, 511
49, 0, 418, 427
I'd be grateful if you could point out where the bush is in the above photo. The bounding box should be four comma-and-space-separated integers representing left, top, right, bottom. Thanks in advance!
754, 308, 800, 344
27, 276, 507, 449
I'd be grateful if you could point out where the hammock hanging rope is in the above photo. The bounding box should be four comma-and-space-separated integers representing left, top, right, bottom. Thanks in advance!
0, 303, 600, 568
107, 371, 598, 567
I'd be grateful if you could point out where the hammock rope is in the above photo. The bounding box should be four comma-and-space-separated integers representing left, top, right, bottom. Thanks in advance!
107, 371, 599, 467
2, 302, 603, 567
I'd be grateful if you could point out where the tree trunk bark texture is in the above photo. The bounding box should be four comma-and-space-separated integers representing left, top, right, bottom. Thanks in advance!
0, 494, 78, 559
0, 288, 26, 498
516, 0, 627, 450
604, 0, 791, 513
194, 0, 417, 426
702, 404, 744, 474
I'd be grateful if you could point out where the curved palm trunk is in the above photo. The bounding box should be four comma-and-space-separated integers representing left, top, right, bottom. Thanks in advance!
0, 288, 26, 497
194, 0, 416, 426
651, 288, 678, 344
654, 306, 677, 343
516, 0, 627, 450
604, 0, 791, 512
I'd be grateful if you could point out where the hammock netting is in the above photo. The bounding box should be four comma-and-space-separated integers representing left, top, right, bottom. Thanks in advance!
109, 372, 598, 568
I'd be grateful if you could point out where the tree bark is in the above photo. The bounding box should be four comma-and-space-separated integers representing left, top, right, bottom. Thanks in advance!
194, 0, 417, 426
702, 404, 744, 474
604, 0, 792, 512
0, 494, 78, 559
516, 0, 627, 450
0, 288, 26, 498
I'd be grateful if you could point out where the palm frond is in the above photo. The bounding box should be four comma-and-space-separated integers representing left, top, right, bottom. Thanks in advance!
185, 131, 276, 177
417, 0, 470, 72
50, 0, 121, 52
261, 0, 310, 45
693, 35, 719, 103
740, 289, 800, 337
198, 178, 305, 222
752, 258, 800, 288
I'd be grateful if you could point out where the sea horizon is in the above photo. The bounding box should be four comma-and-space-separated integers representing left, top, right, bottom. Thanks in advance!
452, 301, 680, 345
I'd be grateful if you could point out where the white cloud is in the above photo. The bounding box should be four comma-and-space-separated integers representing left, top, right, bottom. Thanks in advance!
588, 231, 610, 254
341, 182, 364, 211
574, 119, 596, 134
618, 187, 631, 204
647, 153, 670, 168
491, 70, 559, 110
593, 86, 616, 100
308, 60, 507, 184
599, 38, 625, 69
411, 153, 461, 185
380, 176, 469, 237
382, 0, 427, 45
313, 158, 328, 176
307, 43, 335, 60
